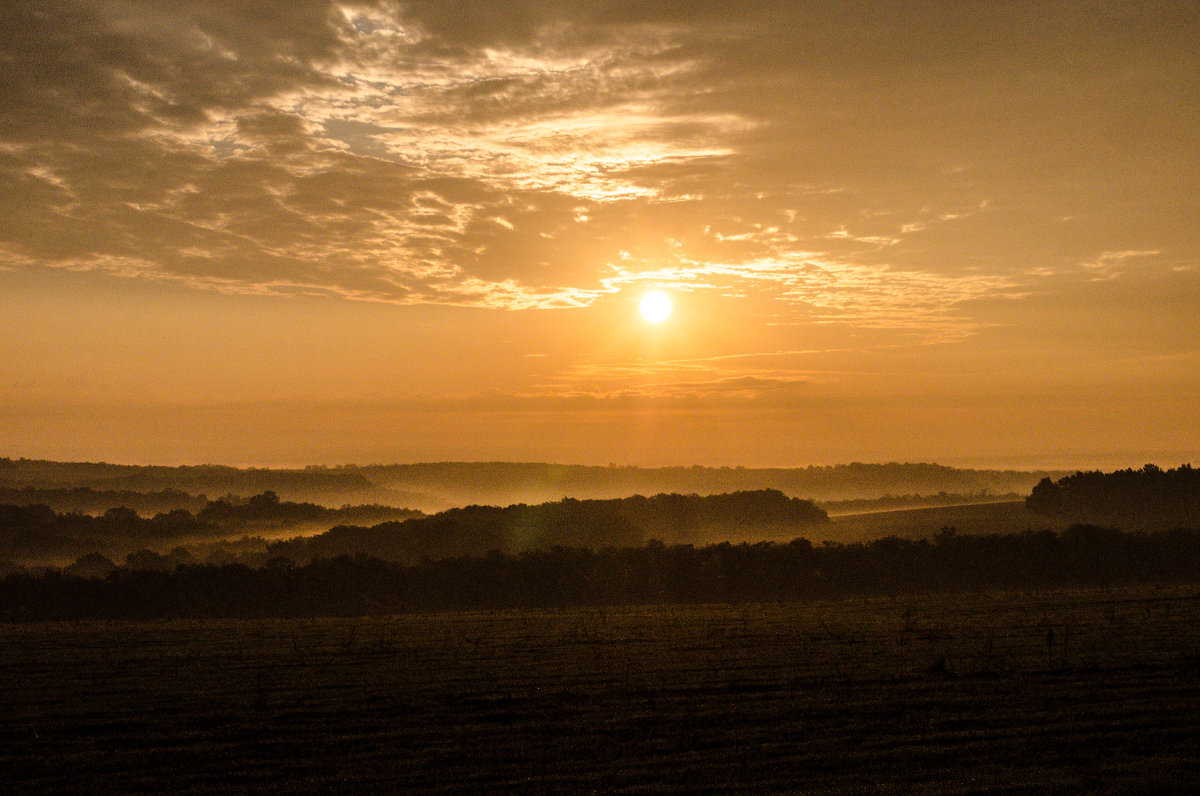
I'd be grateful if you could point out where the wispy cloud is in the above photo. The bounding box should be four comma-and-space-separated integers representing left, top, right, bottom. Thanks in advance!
0, 0, 1197, 343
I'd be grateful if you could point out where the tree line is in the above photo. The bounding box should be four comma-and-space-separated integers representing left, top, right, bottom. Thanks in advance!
0, 489, 824, 567
0, 493, 423, 563
6, 524, 1200, 620
1027, 464, 1200, 528
1, 457, 1064, 513
262, 489, 828, 565
0, 457, 406, 506
360, 461, 1062, 507
0, 486, 208, 516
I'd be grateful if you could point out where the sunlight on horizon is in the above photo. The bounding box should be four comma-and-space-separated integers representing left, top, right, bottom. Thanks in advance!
0, 0, 1195, 469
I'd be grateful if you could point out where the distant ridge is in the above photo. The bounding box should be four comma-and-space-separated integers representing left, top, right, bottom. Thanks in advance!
0, 456, 1070, 513
356, 461, 1070, 509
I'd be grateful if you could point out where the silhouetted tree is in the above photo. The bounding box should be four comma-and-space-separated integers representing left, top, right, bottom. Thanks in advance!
1027, 464, 1200, 528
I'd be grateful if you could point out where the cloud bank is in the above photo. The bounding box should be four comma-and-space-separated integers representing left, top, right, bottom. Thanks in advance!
3, 0, 1196, 342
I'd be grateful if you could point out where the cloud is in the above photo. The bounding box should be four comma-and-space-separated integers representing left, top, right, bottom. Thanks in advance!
0, 0, 1196, 343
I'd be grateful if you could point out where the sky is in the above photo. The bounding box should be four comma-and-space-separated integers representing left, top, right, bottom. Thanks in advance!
1, 0, 1197, 469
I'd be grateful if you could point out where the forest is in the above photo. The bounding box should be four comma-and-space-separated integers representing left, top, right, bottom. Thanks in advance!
4, 462, 1200, 621
0, 492, 423, 565
1027, 464, 1200, 527
0, 486, 209, 516
0, 489, 825, 569
356, 461, 1062, 508
5, 524, 1200, 620
0, 457, 1062, 513
264, 489, 828, 565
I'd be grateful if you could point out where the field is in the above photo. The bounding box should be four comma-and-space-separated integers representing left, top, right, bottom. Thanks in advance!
5, 586, 1200, 793
825, 500, 1050, 542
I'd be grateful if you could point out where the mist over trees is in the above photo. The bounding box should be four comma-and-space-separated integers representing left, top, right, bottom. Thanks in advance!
0, 489, 823, 567
0, 493, 422, 565
0, 458, 420, 507
819, 491, 1022, 515
195, 491, 421, 529
1027, 465, 1200, 528
358, 461, 1063, 509
0, 457, 1063, 514
0, 486, 207, 516
8, 525, 1200, 620
7, 462, 1200, 620
265, 490, 828, 565
0, 503, 206, 563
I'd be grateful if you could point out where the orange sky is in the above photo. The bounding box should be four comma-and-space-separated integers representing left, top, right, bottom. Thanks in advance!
1, 1, 1197, 469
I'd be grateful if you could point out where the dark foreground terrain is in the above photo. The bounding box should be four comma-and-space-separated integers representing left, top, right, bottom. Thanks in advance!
5, 587, 1200, 793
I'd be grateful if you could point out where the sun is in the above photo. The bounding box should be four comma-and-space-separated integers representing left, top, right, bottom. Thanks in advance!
639, 290, 672, 323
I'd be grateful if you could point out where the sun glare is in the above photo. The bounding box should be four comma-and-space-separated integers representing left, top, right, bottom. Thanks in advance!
640, 291, 672, 323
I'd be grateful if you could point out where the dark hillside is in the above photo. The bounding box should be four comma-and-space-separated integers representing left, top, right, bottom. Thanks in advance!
7, 525, 1200, 620
0, 458, 1065, 513
0, 494, 422, 565
0, 458, 416, 507
0, 487, 207, 516
1027, 464, 1200, 528
362, 461, 1065, 507
266, 490, 827, 564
